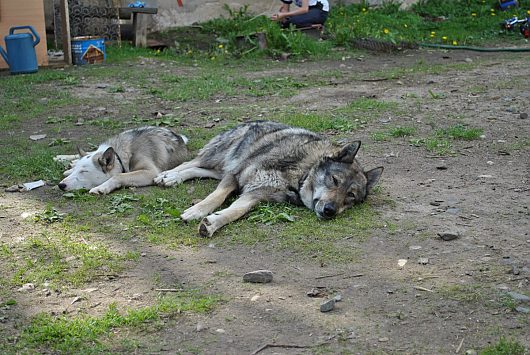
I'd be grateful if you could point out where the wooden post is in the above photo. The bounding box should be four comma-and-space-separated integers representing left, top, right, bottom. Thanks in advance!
132, 12, 147, 47
59, 0, 71, 65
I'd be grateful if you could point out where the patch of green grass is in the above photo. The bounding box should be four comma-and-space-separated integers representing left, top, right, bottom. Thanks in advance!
437, 124, 483, 140
8, 224, 137, 288
372, 125, 417, 141
16, 291, 221, 353
424, 137, 453, 155
0, 141, 66, 182
439, 284, 485, 303
480, 337, 526, 355
225, 200, 385, 263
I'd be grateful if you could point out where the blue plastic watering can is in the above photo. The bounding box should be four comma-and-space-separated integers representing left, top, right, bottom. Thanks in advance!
0, 26, 41, 74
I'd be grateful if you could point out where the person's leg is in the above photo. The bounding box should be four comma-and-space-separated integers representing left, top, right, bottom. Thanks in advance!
286, 8, 327, 28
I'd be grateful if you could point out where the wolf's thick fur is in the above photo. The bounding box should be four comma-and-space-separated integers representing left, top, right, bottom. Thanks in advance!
155, 121, 383, 237
58, 126, 189, 194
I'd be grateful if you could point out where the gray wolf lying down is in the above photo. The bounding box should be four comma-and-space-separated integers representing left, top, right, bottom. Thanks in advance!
58, 126, 189, 195
155, 121, 383, 237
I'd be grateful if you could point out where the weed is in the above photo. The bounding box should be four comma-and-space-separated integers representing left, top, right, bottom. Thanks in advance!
480, 337, 526, 355
248, 203, 296, 225
108, 193, 141, 214
437, 124, 483, 140
34, 206, 65, 224
17, 291, 221, 353
389, 126, 416, 137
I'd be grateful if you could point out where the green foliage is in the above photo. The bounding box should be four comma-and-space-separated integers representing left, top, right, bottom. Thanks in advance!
437, 124, 484, 140
480, 337, 526, 355
18, 292, 221, 353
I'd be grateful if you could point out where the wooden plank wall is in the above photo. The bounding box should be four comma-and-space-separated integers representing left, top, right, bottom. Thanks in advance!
0, 0, 48, 70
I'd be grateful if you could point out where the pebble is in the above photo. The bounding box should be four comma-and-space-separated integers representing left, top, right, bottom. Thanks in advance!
418, 257, 429, 265
243, 270, 273, 283
5, 185, 21, 192
333, 294, 342, 302
398, 259, 408, 267
438, 231, 460, 241
409, 245, 422, 250
465, 350, 477, 355
378, 337, 390, 342
506, 291, 530, 303
216, 328, 225, 334
196, 323, 207, 332
520, 112, 528, 119
17, 283, 35, 292
320, 299, 335, 312
250, 294, 260, 302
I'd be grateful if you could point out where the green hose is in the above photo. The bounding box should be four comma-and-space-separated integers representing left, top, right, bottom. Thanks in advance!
419, 43, 530, 52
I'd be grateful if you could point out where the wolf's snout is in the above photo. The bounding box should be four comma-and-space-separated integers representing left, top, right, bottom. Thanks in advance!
58, 183, 67, 191
322, 202, 337, 218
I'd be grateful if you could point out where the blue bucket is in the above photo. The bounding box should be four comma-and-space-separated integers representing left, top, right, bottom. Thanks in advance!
71, 36, 106, 65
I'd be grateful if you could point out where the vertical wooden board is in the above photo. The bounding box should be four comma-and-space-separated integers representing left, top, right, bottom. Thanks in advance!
0, 0, 48, 69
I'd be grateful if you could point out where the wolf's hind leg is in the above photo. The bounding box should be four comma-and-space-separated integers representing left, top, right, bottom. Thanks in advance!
198, 192, 261, 237
181, 175, 237, 221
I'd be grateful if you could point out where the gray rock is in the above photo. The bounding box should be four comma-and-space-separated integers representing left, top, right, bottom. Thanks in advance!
507, 291, 530, 303
418, 257, 429, 265
333, 294, 342, 302
320, 299, 335, 312
438, 231, 460, 241
519, 112, 528, 119
243, 270, 273, 283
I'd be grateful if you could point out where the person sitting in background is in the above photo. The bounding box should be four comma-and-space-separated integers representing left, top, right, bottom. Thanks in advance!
271, 0, 330, 28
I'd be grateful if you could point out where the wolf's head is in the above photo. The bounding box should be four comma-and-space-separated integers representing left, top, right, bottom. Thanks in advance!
58, 146, 124, 191
299, 141, 383, 219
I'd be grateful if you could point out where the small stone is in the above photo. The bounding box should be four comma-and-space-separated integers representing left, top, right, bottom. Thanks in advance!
379, 337, 390, 342
29, 134, 47, 141
464, 58, 473, 63
333, 294, 342, 302
409, 245, 422, 250
418, 257, 429, 265
250, 294, 260, 302
216, 328, 225, 334
398, 259, 408, 267
5, 185, 21, 192
519, 112, 528, 119
438, 231, 460, 241
196, 323, 207, 332
307, 287, 327, 298
320, 299, 335, 312
17, 283, 35, 292
243, 270, 273, 283
506, 291, 530, 303
515, 306, 529, 314
486, 161, 494, 165
465, 350, 477, 355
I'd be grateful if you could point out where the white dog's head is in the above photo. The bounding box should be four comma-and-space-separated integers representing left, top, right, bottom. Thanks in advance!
58, 145, 123, 191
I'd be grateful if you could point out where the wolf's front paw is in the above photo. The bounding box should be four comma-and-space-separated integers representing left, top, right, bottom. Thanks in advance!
155, 171, 183, 187
181, 205, 207, 221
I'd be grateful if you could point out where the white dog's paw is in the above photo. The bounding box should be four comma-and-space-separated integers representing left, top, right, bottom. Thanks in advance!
155, 171, 184, 187
89, 184, 113, 195
181, 205, 207, 221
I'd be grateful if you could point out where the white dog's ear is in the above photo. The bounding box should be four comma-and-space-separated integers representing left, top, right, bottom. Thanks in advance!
366, 166, 384, 192
98, 147, 116, 173
333, 141, 361, 164
77, 146, 87, 157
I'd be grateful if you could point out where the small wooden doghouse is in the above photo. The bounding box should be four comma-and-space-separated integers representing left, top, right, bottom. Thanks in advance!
0, 0, 48, 70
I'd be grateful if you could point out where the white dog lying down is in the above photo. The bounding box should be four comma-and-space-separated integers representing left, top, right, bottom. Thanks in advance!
58, 126, 189, 195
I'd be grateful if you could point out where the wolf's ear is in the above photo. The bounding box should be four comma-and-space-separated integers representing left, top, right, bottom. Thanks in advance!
366, 167, 384, 192
98, 147, 115, 173
77, 146, 87, 157
333, 141, 361, 164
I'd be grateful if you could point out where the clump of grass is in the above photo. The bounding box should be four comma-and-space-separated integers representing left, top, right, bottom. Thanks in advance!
437, 124, 483, 140
480, 337, 526, 355
17, 292, 221, 353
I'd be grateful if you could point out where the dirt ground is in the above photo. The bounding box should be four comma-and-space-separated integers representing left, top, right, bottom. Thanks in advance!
1, 48, 529, 354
